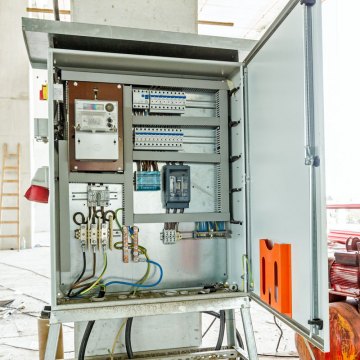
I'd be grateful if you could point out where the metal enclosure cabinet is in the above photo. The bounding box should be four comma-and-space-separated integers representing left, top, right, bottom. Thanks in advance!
22, 0, 329, 357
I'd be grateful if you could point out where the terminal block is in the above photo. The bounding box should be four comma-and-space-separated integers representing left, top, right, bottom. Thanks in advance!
161, 229, 182, 245
135, 171, 161, 191
133, 127, 183, 151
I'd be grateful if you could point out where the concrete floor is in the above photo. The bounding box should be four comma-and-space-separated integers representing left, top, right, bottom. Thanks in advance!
0, 236, 298, 360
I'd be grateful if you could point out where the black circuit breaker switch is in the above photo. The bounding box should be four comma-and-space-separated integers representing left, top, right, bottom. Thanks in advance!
163, 165, 191, 209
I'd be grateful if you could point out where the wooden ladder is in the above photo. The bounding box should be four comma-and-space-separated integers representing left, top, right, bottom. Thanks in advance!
0, 144, 21, 251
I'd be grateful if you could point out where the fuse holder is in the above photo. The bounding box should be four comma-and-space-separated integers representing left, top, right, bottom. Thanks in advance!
259, 239, 292, 317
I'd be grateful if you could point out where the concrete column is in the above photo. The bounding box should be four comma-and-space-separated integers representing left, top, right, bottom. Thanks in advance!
0, 0, 31, 249
71, 0, 198, 33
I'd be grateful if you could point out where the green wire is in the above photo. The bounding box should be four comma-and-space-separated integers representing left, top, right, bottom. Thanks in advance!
115, 208, 124, 231
113, 241, 151, 294
80, 252, 108, 295
241, 255, 254, 291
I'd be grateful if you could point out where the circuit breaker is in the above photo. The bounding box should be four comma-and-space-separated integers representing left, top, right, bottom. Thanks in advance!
163, 165, 191, 209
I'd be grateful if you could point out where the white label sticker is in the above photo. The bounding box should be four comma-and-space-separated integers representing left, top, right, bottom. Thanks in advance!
53, 84, 63, 101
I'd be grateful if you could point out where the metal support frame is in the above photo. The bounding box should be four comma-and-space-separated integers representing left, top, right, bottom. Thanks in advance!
218, 89, 230, 214
123, 86, 134, 226
225, 309, 237, 347
303, 1, 322, 336
44, 294, 258, 360
240, 301, 258, 360
44, 323, 61, 360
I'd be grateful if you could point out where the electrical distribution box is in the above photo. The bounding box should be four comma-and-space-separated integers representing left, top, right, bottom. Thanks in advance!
22, 1, 330, 357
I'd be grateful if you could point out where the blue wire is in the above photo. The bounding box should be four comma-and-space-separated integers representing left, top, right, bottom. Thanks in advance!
105, 260, 163, 288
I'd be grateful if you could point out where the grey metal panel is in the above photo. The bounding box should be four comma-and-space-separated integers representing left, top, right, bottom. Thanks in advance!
22, 17, 256, 67
134, 212, 230, 223
61, 69, 229, 90
123, 86, 134, 226
58, 141, 71, 272
69, 172, 125, 184
246, 2, 328, 349
75, 314, 201, 356
53, 50, 240, 78
133, 116, 220, 127
48, 49, 59, 307
133, 151, 220, 163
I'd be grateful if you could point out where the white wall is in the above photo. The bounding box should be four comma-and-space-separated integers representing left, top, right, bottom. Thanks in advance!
71, 0, 198, 33
322, 0, 360, 203
0, 0, 31, 249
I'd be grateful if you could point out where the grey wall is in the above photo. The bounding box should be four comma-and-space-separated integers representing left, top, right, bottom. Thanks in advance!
71, 0, 198, 33
0, 0, 32, 249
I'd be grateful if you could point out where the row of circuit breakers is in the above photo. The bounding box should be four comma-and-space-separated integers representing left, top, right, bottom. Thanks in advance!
74, 89, 186, 163
133, 88, 186, 113
133, 89, 185, 150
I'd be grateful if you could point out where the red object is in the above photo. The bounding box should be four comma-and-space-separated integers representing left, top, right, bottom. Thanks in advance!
327, 204, 360, 209
328, 230, 360, 245
330, 263, 360, 297
295, 302, 360, 359
329, 237, 360, 298
259, 239, 292, 317
24, 185, 49, 203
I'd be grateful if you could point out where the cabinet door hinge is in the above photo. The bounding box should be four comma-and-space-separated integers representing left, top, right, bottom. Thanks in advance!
230, 154, 242, 163
308, 318, 323, 330
301, 0, 316, 6
304, 146, 320, 167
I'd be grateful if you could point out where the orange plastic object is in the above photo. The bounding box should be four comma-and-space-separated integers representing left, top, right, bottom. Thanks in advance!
260, 239, 292, 317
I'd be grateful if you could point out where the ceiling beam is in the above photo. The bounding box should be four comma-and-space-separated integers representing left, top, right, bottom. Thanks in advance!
26, 7, 71, 15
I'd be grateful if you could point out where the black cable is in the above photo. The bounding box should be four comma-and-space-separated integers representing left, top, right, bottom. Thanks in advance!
78, 320, 95, 360
125, 317, 134, 359
215, 310, 225, 350
73, 212, 86, 225
203, 311, 244, 349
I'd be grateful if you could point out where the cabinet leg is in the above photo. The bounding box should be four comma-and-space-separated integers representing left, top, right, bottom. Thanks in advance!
44, 323, 61, 360
225, 309, 237, 347
240, 303, 258, 360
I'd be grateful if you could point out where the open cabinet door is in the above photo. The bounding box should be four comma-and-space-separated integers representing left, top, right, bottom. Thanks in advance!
245, 0, 329, 351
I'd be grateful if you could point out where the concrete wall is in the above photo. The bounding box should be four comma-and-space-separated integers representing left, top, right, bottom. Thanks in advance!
71, 0, 198, 33
0, 0, 31, 249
